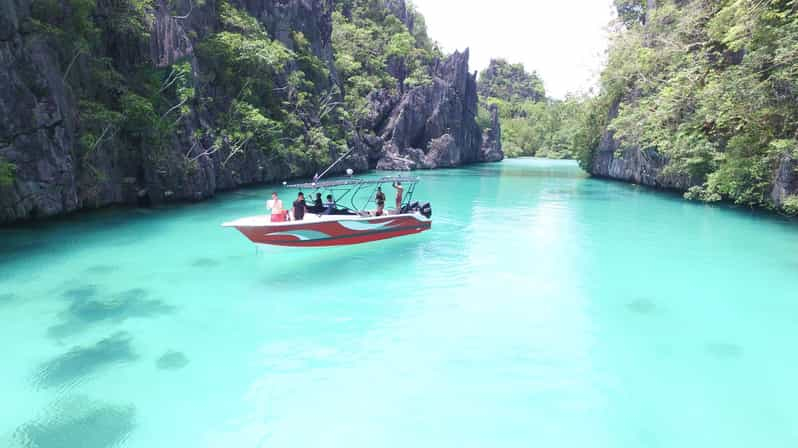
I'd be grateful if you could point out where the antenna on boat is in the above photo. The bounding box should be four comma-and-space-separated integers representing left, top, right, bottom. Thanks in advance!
314, 147, 357, 184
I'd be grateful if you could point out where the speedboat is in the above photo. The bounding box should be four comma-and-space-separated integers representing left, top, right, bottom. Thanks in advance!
223, 176, 432, 247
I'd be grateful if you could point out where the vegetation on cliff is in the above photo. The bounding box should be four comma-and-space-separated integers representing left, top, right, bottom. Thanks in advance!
477, 59, 590, 159
20, 0, 445, 178
1, 0, 502, 222
579, 0, 798, 214
332, 0, 439, 123
195, 1, 348, 175
28, 0, 351, 179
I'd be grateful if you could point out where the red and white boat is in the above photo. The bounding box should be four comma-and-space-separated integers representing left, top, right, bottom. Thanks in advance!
223, 176, 432, 247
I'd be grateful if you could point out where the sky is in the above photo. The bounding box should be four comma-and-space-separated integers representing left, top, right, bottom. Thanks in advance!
410, 0, 616, 99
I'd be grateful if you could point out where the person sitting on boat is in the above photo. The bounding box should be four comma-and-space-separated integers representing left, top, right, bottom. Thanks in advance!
375, 186, 386, 216
268, 192, 286, 222
293, 192, 307, 221
392, 182, 404, 211
311, 192, 323, 213
323, 194, 336, 215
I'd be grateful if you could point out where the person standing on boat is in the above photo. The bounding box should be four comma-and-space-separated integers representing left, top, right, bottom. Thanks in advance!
293, 192, 307, 221
268, 192, 285, 222
392, 182, 404, 211
375, 186, 386, 216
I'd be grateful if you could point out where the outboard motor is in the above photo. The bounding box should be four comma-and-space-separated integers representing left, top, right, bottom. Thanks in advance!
419, 202, 432, 219
401, 201, 419, 214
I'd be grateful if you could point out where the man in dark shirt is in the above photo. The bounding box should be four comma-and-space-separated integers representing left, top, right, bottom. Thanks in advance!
293, 192, 307, 221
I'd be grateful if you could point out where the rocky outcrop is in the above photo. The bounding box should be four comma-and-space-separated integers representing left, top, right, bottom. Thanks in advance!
0, 0, 338, 224
151, 1, 194, 67
235, 0, 334, 64
385, 0, 414, 32
590, 99, 798, 212
771, 152, 798, 208
0, 0, 499, 224
370, 49, 499, 170
590, 99, 698, 190
480, 103, 503, 162
0, 0, 81, 221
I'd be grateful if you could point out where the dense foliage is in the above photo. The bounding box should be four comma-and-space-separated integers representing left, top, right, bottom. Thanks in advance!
195, 1, 346, 175
332, 0, 440, 122
580, 0, 798, 213
477, 59, 589, 159
20, 0, 443, 187
29, 0, 170, 187
478, 59, 545, 102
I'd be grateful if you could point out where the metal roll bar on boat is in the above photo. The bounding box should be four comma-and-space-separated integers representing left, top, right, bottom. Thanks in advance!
287, 176, 421, 215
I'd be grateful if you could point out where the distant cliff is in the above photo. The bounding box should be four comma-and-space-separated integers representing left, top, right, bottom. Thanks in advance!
0, 0, 501, 224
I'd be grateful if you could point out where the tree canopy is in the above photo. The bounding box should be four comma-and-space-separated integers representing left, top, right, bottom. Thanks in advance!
477, 59, 588, 159
578, 0, 798, 214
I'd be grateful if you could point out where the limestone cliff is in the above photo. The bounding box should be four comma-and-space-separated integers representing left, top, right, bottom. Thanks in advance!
365, 50, 501, 170
585, 0, 798, 215
0, 0, 500, 224
590, 99, 697, 191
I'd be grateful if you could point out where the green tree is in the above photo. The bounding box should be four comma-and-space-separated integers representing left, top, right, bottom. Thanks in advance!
580, 0, 798, 214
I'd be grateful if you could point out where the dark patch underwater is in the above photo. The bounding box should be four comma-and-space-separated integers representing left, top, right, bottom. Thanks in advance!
156, 351, 190, 370
13, 396, 135, 448
33, 332, 137, 389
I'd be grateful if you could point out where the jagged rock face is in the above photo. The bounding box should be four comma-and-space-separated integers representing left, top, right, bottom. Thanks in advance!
771, 152, 798, 207
590, 99, 798, 209
151, 0, 195, 67
0, 0, 499, 224
590, 99, 698, 190
0, 0, 339, 224
374, 49, 492, 170
385, 0, 414, 32
480, 103, 503, 162
234, 0, 334, 63
0, 2, 81, 221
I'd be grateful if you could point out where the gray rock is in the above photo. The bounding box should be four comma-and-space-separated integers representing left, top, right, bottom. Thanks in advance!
590, 98, 698, 191
151, 0, 194, 68
589, 99, 798, 212
385, 0, 414, 32
375, 49, 494, 171
0, 0, 501, 224
0, 7, 80, 223
480, 103, 503, 162
771, 152, 797, 208
425, 134, 460, 168
0, 0, 337, 224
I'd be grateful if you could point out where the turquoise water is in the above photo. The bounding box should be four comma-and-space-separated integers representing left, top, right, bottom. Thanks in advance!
2, 158, 798, 447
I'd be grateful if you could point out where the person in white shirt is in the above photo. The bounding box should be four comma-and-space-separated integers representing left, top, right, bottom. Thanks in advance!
268, 192, 285, 222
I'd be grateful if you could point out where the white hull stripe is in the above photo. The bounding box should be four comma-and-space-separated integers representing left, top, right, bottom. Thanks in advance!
266, 229, 332, 241
337, 219, 400, 232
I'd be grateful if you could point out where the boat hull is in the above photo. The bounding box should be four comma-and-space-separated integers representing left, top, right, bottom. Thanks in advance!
225, 214, 431, 247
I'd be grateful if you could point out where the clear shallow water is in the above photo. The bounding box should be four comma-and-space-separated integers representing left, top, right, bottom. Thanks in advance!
1, 158, 798, 447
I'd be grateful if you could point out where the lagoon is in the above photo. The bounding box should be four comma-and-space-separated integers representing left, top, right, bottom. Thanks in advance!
2, 158, 797, 447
